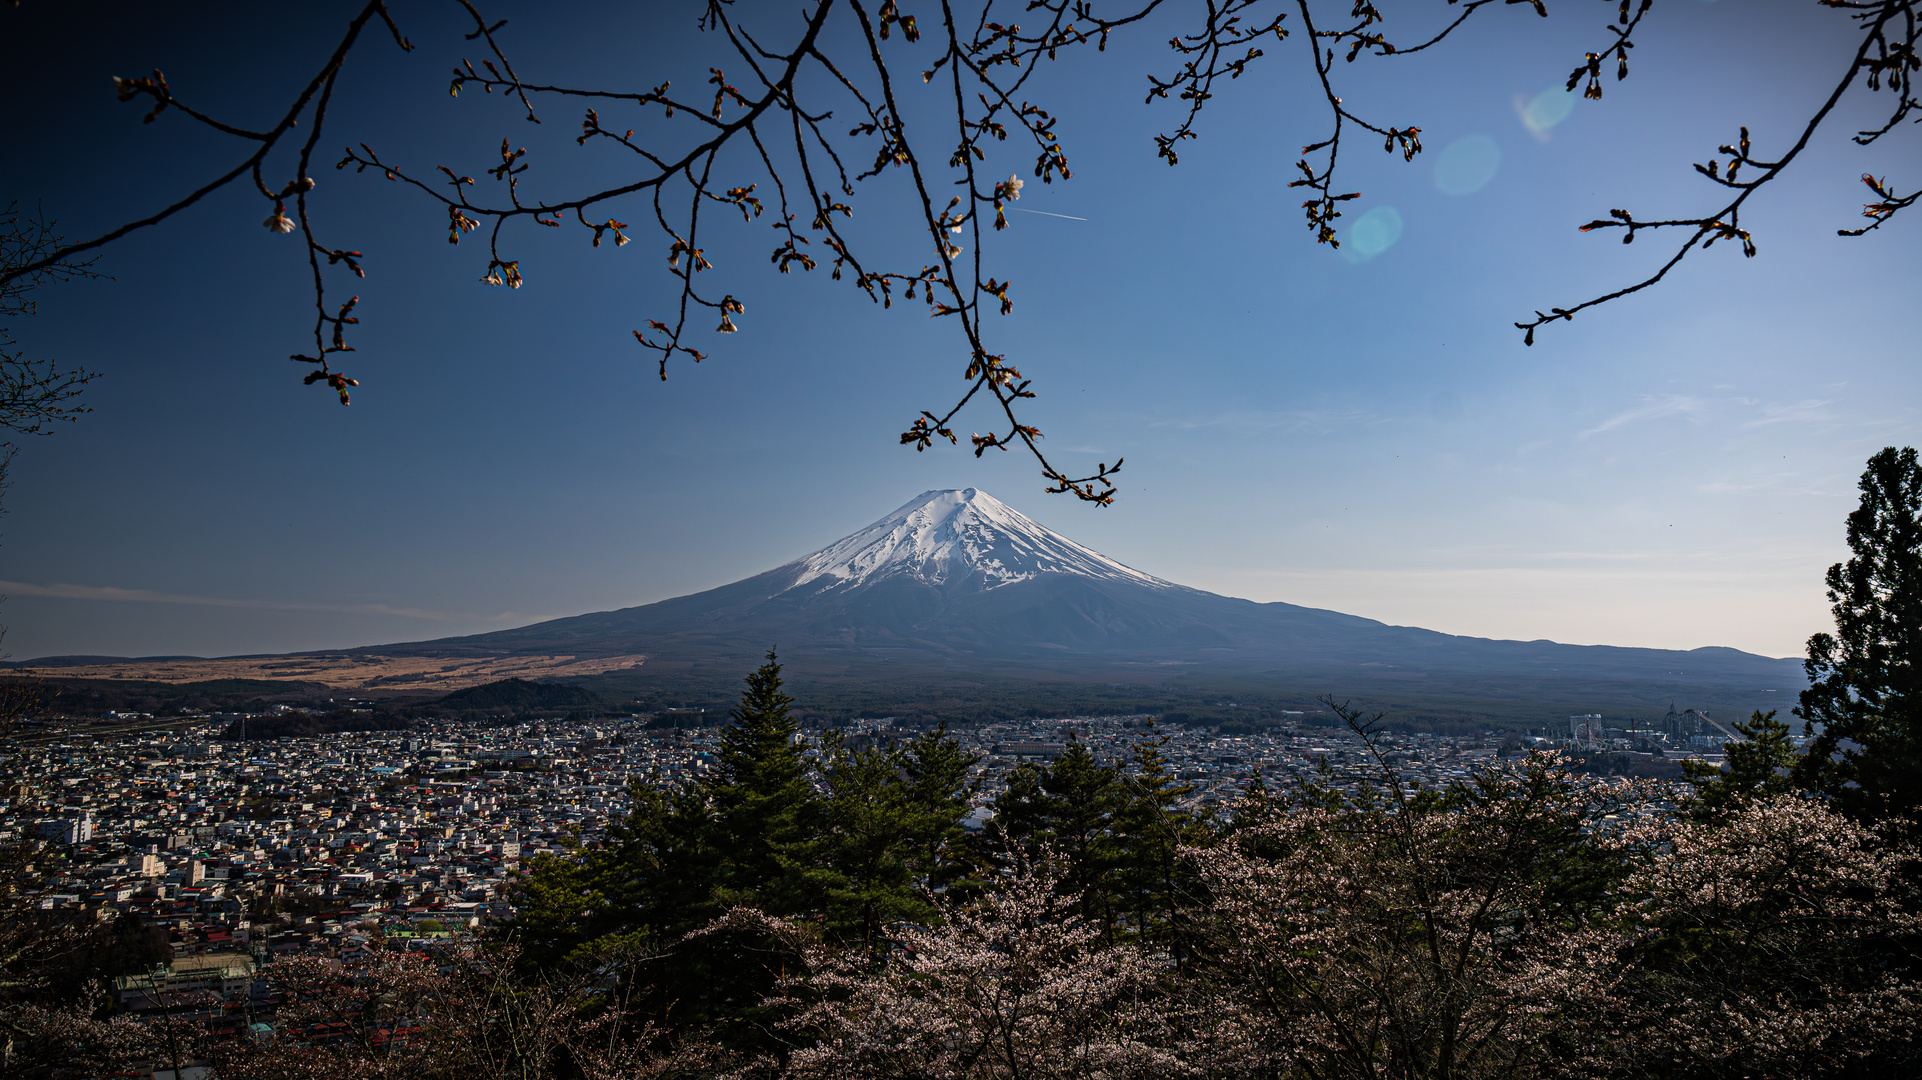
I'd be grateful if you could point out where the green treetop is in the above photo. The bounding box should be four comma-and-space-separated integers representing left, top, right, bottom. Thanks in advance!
706, 650, 815, 912
990, 737, 1126, 939
1794, 447, 1922, 835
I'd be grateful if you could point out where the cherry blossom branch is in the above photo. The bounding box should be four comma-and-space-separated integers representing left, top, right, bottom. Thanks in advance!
0, 1, 410, 407
16, 1, 1915, 502
1518, 0, 1912, 344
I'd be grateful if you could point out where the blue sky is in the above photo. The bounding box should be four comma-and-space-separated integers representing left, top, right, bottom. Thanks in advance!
1, 0, 1916, 661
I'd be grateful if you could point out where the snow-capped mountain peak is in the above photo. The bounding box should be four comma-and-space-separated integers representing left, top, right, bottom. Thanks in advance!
783, 488, 1168, 592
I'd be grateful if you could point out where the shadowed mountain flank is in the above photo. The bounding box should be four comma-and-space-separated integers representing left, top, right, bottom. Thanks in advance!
360, 489, 1803, 701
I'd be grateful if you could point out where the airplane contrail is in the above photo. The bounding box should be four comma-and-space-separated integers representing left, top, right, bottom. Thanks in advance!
1009, 207, 1088, 221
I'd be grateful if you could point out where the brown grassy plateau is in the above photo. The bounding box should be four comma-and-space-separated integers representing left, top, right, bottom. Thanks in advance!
15, 652, 647, 692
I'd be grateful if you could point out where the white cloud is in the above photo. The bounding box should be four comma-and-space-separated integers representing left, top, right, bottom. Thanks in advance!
1740, 398, 1835, 429
1581, 394, 1702, 437
1148, 407, 1382, 436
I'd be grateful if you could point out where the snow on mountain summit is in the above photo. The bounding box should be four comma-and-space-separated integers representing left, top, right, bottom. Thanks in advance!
783, 488, 1169, 593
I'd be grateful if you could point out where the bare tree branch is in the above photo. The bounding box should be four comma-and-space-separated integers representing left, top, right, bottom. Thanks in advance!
1519, 0, 1916, 343
2, 1, 1915, 500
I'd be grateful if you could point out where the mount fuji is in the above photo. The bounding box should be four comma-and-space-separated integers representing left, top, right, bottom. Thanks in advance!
782, 488, 1169, 594
372, 489, 1804, 704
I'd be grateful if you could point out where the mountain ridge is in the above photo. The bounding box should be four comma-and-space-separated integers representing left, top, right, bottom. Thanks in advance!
783, 488, 1171, 594
354, 489, 1800, 695
15, 490, 1804, 717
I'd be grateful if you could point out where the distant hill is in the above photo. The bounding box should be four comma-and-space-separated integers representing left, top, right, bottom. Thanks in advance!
222, 708, 410, 741
215, 680, 606, 739
433, 678, 602, 711
0, 655, 208, 668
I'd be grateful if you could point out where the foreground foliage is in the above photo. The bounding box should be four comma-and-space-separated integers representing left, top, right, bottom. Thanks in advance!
7, 673, 1922, 1080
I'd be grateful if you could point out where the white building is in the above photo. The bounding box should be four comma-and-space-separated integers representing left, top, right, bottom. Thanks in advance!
36, 813, 92, 845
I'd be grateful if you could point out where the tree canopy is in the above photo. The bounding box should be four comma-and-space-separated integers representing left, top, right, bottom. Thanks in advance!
1795, 445, 1922, 835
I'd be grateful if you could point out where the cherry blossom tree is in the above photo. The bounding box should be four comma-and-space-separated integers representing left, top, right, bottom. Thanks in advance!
777, 855, 1210, 1080
210, 941, 698, 1080
0, 1002, 153, 1080
1185, 742, 1649, 1080
1525, 794, 1922, 1078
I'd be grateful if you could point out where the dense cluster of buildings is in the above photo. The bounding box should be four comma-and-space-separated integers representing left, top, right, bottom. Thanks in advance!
1536, 705, 1790, 777
7, 710, 1703, 919
0, 707, 1716, 1046
970, 715, 1523, 809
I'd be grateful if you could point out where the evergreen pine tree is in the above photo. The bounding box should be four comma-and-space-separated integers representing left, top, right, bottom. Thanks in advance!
808, 732, 924, 947
1682, 710, 1799, 821
504, 650, 817, 1045
989, 738, 1125, 938
705, 651, 815, 906
1112, 724, 1201, 951
652, 651, 818, 1042
805, 722, 982, 946
987, 762, 1049, 845
1793, 447, 1922, 835
899, 722, 982, 891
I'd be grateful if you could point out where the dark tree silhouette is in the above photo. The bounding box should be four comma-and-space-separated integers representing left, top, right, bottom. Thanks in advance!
1794, 446, 1922, 836
0, 202, 97, 523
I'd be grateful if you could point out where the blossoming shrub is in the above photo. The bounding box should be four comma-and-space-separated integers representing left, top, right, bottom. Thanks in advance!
1530, 794, 1922, 1078
781, 857, 1206, 1080
1185, 753, 1648, 1079
206, 943, 697, 1080
20, 763, 1922, 1080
